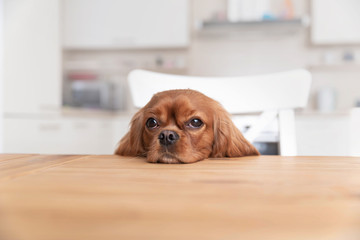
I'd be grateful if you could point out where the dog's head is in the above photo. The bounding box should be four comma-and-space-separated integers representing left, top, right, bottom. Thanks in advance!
115, 89, 259, 163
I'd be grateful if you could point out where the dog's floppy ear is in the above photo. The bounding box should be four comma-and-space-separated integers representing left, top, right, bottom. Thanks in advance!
211, 110, 259, 157
115, 110, 145, 156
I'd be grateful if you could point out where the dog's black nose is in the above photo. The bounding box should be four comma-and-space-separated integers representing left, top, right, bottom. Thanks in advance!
158, 130, 179, 146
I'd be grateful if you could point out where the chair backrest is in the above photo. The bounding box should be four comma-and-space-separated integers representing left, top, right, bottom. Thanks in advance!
128, 69, 312, 114
127, 69, 312, 156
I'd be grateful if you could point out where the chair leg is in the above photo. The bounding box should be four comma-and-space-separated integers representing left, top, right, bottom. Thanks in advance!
278, 109, 297, 156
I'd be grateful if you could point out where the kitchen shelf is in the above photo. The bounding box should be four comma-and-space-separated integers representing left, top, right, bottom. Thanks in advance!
196, 18, 307, 37
308, 64, 360, 72
199, 18, 304, 29
143, 67, 188, 75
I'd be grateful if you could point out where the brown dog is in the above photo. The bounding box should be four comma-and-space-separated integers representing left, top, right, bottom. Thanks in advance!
115, 89, 259, 163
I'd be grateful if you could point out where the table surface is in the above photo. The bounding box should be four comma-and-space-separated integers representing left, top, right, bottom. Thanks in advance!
0, 154, 360, 240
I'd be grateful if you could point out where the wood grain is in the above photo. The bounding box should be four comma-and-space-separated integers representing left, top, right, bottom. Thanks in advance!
0, 154, 87, 181
0, 155, 360, 240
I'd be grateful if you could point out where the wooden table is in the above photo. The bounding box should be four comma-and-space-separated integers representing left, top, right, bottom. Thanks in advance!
0, 154, 360, 240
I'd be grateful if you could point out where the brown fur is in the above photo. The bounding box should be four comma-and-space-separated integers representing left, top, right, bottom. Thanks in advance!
115, 89, 259, 163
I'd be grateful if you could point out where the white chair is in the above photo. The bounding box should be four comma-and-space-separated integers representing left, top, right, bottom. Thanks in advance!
127, 69, 312, 156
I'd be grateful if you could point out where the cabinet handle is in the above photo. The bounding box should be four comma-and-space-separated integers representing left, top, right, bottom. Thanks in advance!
73, 122, 89, 129
38, 104, 61, 112
38, 123, 61, 131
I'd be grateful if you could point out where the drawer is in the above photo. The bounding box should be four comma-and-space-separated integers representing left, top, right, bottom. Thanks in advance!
4, 118, 64, 154
3, 117, 115, 154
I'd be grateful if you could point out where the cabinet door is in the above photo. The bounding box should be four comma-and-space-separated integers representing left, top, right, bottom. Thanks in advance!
63, 0, 189, 49
3, 118, 115, 155
3, 0, 61, 114
4, 118, 64, 154
350, 108, 360, 156
312, 0, 360, 44
61, 118, 115, 154
295, 116, 350, 156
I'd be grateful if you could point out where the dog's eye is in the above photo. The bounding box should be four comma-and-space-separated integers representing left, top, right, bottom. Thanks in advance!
188, 118, 203, 128
146, 118, 159, 129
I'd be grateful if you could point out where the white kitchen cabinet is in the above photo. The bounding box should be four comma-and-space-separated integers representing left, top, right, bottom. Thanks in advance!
350, 108, 360, 156
3, 0, 61, 114
295, 114, 351, 156
4, 118, 65, 154
311, 0, 360, 45
62, 0, 189, 49
3, 117, 124, 155
60, 118, 115, 154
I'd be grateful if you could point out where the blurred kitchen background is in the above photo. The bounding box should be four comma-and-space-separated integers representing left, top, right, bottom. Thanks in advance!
1, 0, 360, 156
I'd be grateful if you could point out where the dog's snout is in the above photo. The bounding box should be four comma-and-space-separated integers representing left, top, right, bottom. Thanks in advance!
158, 130, 179, 146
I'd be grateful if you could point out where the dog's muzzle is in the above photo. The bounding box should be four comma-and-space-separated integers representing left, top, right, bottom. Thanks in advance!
158, 130, 179, 146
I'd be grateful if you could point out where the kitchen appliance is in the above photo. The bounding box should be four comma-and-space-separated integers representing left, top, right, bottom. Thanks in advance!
63, 79, 123, 111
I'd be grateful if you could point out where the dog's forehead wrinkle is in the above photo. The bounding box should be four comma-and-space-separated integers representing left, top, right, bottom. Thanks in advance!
173, 96, 201, 117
